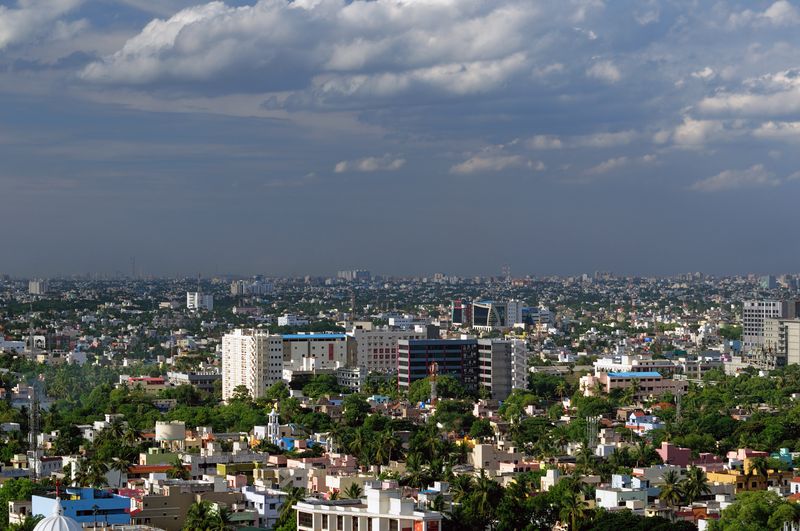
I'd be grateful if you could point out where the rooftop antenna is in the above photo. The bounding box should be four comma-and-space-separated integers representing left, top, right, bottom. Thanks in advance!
428, 362, 439, 405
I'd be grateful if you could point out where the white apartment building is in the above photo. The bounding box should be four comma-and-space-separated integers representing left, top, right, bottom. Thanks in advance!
221, 329, 283, 402
742, 300, 797, 351
28, 279, 49, 295
348, 325, 430, 373
186, 292, 214, 311
293, 481, 442, 531
282, 333, 351, 371
593, 353, 675, 377
279, 314, 311, 327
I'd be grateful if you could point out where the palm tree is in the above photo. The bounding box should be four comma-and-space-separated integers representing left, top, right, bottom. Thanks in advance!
276, 486, 306, 530
470, 470, 502, 530
168, 456, 190, 480
184, 500, 217, 530
659, 469, 684, 510
559, 488, 590, 530
748, 456, 770, 487
450, 474, 475, 503
343, 483, 364, 500
210, 506, 233, 531
683, 466, 711, 504
109, 457, 131, 488
402, 452, 428, 489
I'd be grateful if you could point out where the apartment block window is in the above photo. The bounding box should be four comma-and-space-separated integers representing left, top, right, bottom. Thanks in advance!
298, 512, 313, 528
337, 515, 343, 530
322, 514, 328, 530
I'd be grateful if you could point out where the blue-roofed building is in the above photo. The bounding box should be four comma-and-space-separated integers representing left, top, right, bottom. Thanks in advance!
33, 488, 131, 527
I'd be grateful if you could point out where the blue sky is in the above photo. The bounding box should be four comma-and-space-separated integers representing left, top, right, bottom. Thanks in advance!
2, 0, 800, 277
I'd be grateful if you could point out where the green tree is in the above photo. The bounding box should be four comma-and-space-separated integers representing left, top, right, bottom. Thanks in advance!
168, 456, 190, 480
469, 418, 494, 440
343, 483, 364, 499
710, 490, 800, 530
184, 500, 218, 530
683, 467, 711, 504
342, 394, 371, 427
659, 469, 684, 510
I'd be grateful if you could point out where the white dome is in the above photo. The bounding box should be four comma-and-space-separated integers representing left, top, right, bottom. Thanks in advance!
34, 498, 82, 531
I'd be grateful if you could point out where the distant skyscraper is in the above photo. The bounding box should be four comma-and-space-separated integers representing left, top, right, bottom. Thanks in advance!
337, 269, 371, 282
186, 292, 213, 311
760, 275, 777, 290
28, 279, 49, 295
478, 339, 512, 400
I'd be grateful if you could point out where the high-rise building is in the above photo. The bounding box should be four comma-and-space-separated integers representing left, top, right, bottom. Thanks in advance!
397, 339, 479, 394
510, 338, 530, 391
336, 269, 371, 282
186, 292, 214, 311
348, 324, 433, 373
221, 329, 284, 402
28, 279, 49, 295
760, 275, 777, 290
761, 318, 800, 368
281, 333, 353, 371
478, 339, 512, 400
742, 300, 800, 350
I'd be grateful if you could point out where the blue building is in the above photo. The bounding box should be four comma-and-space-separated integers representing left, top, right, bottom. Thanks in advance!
33, 488, 131, 526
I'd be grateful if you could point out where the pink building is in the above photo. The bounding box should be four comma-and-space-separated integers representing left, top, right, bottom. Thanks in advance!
657, 442, 691, 467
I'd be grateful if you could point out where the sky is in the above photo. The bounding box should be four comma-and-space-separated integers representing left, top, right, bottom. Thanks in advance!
2, 0, 800, 278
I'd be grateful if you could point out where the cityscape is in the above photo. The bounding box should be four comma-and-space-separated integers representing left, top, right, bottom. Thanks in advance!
4, 0, 800, 531
2, 272, 800, 530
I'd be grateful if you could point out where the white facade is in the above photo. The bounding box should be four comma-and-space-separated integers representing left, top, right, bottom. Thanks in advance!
742, 300, 786, 350
283, 334, 350, 371
348, 326, 427, 373
293, 481, 442, 531
278, 314, 310, 327
186, 292, 214, 311
221, 329, 284, 402
28, 279, 49, 295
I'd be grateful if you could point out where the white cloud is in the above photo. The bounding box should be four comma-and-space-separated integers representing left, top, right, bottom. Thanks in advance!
729, 1, 800, 28
671, 118, 725, 147
449, 154, 532, 175
334, 154, 406, 173
0, 0, 83, 50
586, 156, 628, 175
586, 60, 621, 83
753, 121, 800, 141
527, 135, 563, 150
691, 67, 715, 80
691, 164, 779, 192
81, 0, 538, 98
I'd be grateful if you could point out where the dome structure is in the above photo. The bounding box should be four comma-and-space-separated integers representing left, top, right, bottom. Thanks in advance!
33, 498, 82, 531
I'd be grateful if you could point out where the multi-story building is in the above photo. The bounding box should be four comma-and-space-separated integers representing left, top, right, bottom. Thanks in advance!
761, 318, 800, 368
742, 300, 799, 351
337, 270, 371, 282
33, 488, 131, 527
282, 333, 353, 371
293, 481, 442, 531
28, 279, 49, 295
186, 292, 214, 312
593, 352, 676, 377
278, 314, 310, 327
397, 339, 479, 394
477, 339, 512, 400
166, 371, 221, 394
580, 371, 688, 401
221, 329, 284, 402
510, 339, 530, 391
348, 324, 434, 373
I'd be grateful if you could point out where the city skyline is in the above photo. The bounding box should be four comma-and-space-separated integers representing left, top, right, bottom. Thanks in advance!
3, 1, 800, 275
